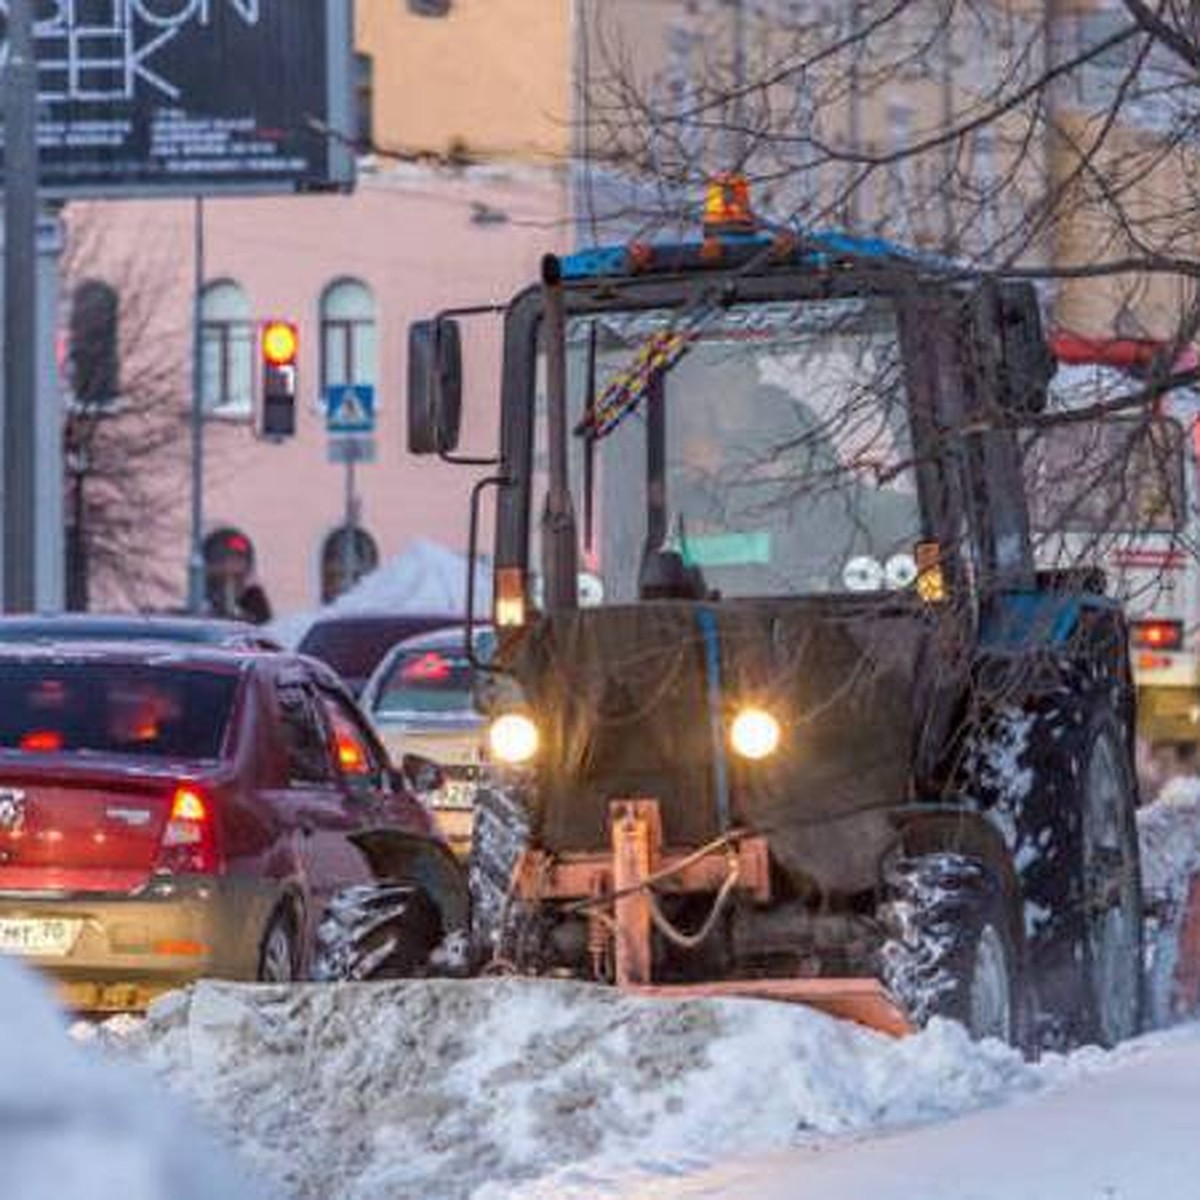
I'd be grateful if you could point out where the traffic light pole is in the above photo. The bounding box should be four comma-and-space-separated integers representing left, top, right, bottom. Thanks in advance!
187, 195, 206, 613
3, 0, 39, 612
342, 455, 359, 594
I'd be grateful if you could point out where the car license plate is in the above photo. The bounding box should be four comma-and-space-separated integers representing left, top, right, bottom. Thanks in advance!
0, 917, 82, 958
436, 780, 477, 811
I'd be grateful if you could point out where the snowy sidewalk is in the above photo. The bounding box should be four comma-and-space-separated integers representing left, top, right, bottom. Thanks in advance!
533, 1026, 1200, 1199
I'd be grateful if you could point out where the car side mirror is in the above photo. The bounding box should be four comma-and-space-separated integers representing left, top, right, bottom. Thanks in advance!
407, 318, 463, 454
402, 753, 445, 795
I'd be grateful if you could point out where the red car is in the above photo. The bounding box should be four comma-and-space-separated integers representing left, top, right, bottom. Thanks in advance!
0, 643, 466, 1011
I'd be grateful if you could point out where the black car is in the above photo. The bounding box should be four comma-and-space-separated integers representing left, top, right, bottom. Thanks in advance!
297, 612, 458, 697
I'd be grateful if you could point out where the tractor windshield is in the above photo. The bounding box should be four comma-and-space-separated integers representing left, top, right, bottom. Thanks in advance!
534, 294, 922, 602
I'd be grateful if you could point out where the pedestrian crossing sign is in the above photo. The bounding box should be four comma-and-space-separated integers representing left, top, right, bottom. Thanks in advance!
325, 384, 376, 435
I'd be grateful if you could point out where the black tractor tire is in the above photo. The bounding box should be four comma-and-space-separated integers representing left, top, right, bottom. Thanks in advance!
958, 693, 1143, 1048
467, 784, 532, 967
257, 908, 300, 983
1074, 711, 1144, 1046
313, 884, 442, 981
880, 852, 1026, 1046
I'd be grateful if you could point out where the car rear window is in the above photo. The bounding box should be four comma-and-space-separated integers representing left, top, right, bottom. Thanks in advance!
0, 663, 238, 760
298, 616, 455, 682
374, 648, 477, 716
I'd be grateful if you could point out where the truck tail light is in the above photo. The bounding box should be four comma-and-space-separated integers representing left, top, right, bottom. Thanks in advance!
1132, 619, 1184, 652
154, 786, 221, 876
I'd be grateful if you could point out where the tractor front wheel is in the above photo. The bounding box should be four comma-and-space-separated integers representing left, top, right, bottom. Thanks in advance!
881, 852, 1026, 1046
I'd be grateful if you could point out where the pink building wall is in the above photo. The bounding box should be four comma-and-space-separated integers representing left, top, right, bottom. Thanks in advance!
76, 167, 566, 616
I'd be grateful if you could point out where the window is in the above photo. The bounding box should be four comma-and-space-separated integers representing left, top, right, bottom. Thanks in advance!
321, 525, 379, 604
1029, 418, 1185, 535
0, 663, 237, 761
320, 279, 377, 393
276, 685, 335, 785
201, 280, 254, 415
68, 279, 119, 407
408, 0, 451, 14
373, 638, 491, 718
204, 527, 255, 618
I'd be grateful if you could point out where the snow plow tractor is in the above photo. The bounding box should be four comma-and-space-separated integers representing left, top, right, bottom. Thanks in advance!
407, 181, 1144, 1051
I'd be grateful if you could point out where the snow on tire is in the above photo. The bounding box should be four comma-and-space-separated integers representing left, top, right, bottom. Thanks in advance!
468, 784, 531, 967
881, 852, 1022, 1045
1078, 716, 1144, 1046
312, 884, 441, 982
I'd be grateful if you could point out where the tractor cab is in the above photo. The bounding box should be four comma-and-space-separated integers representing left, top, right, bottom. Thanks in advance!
408, 181, 1143, 1051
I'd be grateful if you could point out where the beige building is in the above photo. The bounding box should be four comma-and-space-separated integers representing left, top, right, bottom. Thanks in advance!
73, 1, 575, 616
357, 0, 571, 163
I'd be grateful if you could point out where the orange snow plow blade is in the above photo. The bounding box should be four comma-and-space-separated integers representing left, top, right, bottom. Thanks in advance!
632, 978, 913, 1038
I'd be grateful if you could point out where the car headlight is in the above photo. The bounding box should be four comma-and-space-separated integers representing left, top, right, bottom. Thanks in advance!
730, 707, 781, 760
488, 713, 539, 765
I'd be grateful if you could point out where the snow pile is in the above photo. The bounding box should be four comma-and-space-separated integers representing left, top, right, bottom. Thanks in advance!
269, 539, 492, 649
1138, 777, 1200, 1027
103, 977, 1044, 1200
0, 955, 261, 1200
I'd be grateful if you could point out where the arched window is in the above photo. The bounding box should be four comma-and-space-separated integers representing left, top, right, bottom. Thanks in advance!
68, 278, 119, 407
321, 525, 379, 604
320, 279, 377, 394
204, 527, 255, 617
201, 280, 253, 414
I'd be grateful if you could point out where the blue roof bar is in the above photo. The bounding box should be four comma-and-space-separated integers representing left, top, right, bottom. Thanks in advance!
559, 228, 960, 282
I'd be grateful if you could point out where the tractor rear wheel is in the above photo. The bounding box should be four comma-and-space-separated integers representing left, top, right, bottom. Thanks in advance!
1078, 714, 1143, 1046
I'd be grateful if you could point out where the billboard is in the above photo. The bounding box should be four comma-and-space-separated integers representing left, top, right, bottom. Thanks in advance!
4, 0, 354, 196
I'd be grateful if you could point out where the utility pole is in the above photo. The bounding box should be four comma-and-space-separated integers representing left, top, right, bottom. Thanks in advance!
725, 0, 748, 169
4, 0, 38, 612
847, 0, 863, 228
187, 196, 206, 613
341, 454, 359, 597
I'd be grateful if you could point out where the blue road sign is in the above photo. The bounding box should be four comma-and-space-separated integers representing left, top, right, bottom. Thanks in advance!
325, 384, 376, 435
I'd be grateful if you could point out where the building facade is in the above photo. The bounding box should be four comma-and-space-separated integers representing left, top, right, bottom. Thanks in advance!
65, 0, 1193, 615
69, 0, 573, 616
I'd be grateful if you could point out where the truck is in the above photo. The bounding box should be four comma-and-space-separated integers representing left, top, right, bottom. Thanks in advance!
1031, 332, 1200, 789
405, 178, 1144, 1050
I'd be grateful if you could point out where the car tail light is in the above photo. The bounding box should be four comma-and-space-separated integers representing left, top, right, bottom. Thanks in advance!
19, 729, 62, 752
153, 786, 221, 875
1132, 620, 1184, 652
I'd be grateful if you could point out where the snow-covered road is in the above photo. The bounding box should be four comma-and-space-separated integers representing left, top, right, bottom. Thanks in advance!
530, 1024, 1200, 1199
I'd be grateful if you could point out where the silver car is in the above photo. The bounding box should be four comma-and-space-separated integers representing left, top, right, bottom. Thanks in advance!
360, 626, 493, 857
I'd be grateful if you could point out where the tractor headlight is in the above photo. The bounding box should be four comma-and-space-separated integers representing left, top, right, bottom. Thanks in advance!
488, 713, 540, 765
730, 707, 781, 760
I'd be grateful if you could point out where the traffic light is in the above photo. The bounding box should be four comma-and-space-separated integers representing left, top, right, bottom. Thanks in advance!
260, 320, 298, 438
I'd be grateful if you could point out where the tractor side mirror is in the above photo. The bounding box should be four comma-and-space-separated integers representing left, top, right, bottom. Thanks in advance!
407, 318, 463, 454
